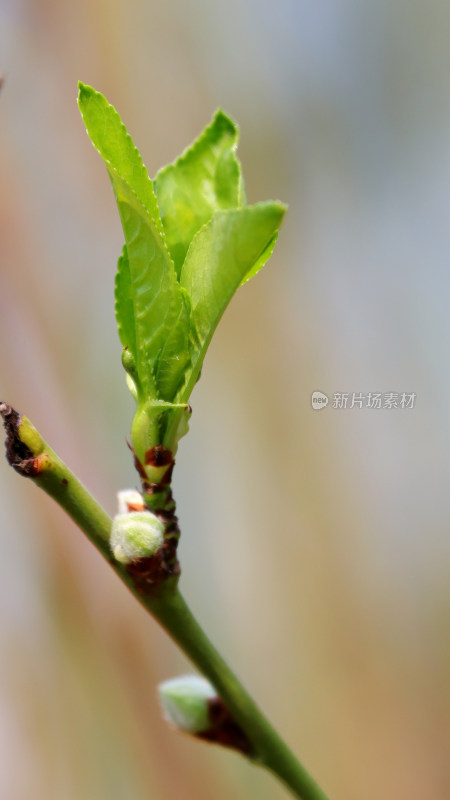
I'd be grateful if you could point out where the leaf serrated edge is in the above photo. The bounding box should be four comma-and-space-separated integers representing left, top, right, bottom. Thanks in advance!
108, 166, 177, 273
77, 82, 175, 270
114, 245, 131, 348
153, 109, 239, 182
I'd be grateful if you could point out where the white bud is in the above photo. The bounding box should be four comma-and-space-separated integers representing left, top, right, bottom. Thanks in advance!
158, 675, 216, 734
117, 488, 145, 514
110, 511, 164, 564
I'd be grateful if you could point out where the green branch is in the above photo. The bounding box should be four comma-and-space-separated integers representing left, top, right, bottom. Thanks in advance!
151, 592, 330, 800
1, 402, 330, 800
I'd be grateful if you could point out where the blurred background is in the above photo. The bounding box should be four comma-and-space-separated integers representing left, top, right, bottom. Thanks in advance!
1, 1, 450, 798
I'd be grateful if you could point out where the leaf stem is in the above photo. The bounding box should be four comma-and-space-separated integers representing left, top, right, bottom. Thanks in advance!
1, 404, 330, 800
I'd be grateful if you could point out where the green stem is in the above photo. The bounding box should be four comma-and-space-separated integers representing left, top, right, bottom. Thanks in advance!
0, 404, 330, 800
0, 404, 112, 559
149, 590, 329, 800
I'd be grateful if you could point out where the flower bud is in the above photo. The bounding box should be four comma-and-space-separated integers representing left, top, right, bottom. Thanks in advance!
117, 488, 145, 514
110, 511, 164, 564
158, 675, 216, 734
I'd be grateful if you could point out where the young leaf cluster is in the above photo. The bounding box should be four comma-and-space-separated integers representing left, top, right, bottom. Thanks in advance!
77, 83, 286, 458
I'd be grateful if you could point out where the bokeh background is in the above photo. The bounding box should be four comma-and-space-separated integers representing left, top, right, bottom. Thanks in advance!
1, 1, 450, 798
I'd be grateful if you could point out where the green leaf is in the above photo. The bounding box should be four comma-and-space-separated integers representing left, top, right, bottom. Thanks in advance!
180, 202, 286, 399
117, 192, 191, 400
115, 245, 136, 356
240, 233, 278, 285
78, 83, 191, 401
78, 82, 165, 238
154, 110, 245, 278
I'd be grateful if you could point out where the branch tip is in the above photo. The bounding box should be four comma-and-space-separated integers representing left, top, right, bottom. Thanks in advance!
0, 403, 45, 477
